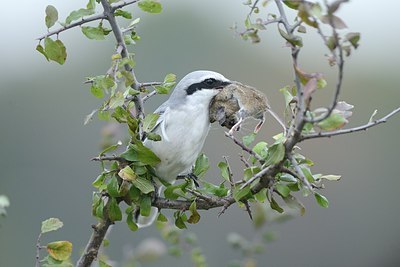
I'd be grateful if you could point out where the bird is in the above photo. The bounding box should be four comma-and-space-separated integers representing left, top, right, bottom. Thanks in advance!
136, 70, 232, 227
209, 81, 286, 135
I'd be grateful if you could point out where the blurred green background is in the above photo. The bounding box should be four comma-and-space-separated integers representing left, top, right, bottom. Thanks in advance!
1, 0, 400, 266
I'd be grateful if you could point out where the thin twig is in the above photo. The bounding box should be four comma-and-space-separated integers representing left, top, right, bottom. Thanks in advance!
240, 165, 273, 190
301, 107, 400, 141
223, 156, 234, 187
224, 132, 263, 162
288, 154, 313, 191
243, 200, 253, 220
35, 233, 42, 267
37, 0, 140, 41
306, 41, 344, 123
91, 155, 126, 162
101, 0, 144, 139
37, 13, 106, 40
142, 90, 157, 102
140, 82, 163, 87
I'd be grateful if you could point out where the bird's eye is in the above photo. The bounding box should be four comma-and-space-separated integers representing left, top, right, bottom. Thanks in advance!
203, 78, 216, 86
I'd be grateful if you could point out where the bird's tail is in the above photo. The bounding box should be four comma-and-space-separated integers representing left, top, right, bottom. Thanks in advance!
135, 206, 159, 228
134, 186, 162, 228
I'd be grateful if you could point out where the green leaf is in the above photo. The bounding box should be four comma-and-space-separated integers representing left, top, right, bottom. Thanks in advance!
320, 14, 347, 29
252, 141, 268, 159
283, 194, 305, 215
279, 86, 293, 107
187, 201, 200, 224
140, 195, 152, 217
193, 153, 209, 177
143, 113, 160, 132
47, 241, 73, 261
82, 26, 106, 40
174, 211, 187, 229
129, 185, 141, 201
90, 85, 104, 98
199, 181, 228, 197
283, 0, 300, 10
146, 133, 161, 141
138, 0, 162, 13
242, 133, 256, 147
217, 162, 230, 182
233, 185, 251, 202
118, 166, 137, 182
157, 213, 168, 222
279, 173, 297, 183
133, 142, 161, 166
128, 17, 141, 28
319, 174, 341, 181
126, 212, 139, 231
317, 113, 347, 131
264, 142, 285, 166
154, 85, 170, 94
107, 176, 120, 197
65, 8, 95, 25
108, 92, 124, 110
278, 27, 303, 47
300, 167, 315, 183
44, 38, 67, 65
132, 176, 155, 194
346, 32, 360, 49
164, 183, 188, 200
164, 73, 176, 83
36, 44, 49, 61
275, 183, 290, 198
98, 110, 110, 121
41, 218, 63, 234
115, 9, 132, 19
92, 173, 106, 188
45, 5, 58, 28
95, 198, 104, 219
270, 197, 284, 213
314, 192, 329, 208
87, 0, 96, 10
99, 260, 112, 267
109, 197, 122, 221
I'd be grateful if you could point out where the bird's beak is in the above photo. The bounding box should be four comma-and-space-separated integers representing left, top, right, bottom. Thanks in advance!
216, 81, 231, 90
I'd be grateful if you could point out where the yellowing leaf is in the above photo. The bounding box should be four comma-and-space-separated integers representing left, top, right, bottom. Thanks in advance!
187, 201, 200, 224
47, 241, 73, 261
118, 166, 137, 182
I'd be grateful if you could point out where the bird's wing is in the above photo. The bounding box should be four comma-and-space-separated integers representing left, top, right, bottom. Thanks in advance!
146, 101, 170, 142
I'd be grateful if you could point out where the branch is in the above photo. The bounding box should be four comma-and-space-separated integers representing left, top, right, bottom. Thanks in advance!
274, 0, 305, 141
37, 13, 106, 41
301, 107, 400, 141
76, 219, 112, 267
306, 27, 344, 123
288, 154, 313, 191
35, 233, 42, 267
224, 132, 263, 162
91, 155, 126, 162
37, 0, 139, 41
100, 0, 144, 139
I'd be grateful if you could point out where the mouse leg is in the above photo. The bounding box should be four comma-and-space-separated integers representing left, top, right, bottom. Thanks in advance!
228, 117, 243, 135
254, 118, 265, 133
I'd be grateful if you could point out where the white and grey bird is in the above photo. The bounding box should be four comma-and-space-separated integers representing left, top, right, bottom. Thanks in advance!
136, 70, 231, 227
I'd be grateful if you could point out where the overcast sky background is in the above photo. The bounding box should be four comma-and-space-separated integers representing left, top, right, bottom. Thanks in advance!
1, 1, 400, 266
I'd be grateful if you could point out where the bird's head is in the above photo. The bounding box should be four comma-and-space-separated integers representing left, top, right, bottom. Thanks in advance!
168, 70, 231, 106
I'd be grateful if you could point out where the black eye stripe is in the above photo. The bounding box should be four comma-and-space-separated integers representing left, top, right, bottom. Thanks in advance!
186, 79, 230, 95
